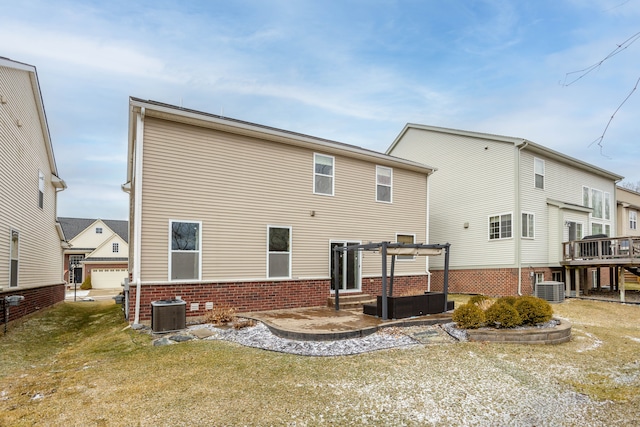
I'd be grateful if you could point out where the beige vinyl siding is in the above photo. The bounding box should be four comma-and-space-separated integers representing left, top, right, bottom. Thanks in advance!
617, 188, 640, 237
91, 235, 128, 258
0, 64, 63, 288
69, 220, 115, 249
139, 118, 428, 282
389, 128, 516, 269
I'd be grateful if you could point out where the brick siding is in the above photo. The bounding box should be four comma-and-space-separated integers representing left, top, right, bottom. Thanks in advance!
1, 283, 65, 326
128, 275, 429, 321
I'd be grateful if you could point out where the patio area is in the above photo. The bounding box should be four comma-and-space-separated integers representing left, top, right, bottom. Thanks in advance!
242, 306, 453, 341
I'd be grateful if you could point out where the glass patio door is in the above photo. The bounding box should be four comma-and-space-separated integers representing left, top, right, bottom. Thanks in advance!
330, 241, 361, 292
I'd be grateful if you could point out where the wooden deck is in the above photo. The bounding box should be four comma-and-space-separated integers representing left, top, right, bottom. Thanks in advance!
561, 236, 640, 267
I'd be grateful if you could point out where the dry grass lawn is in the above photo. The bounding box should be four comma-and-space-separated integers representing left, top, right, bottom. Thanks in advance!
2, 297, 640, 426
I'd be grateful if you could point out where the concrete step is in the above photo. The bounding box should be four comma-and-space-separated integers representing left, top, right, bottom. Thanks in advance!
327, 294, 375, 309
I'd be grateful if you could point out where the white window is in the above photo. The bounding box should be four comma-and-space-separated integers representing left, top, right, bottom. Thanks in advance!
396, 233, 416, 261
582, 186, 590, 208
552, 271, 563, 282
591, 222, 603, 235
96, 227, 103, 234
591, 189, 603, 219
534, 158, 545, 189
604, 224, 611, 237
522, 212, 535, 239
38, 171, 44, 209
567, 221, 584, 241
489, 213, 512, 240
631, 211, 638, 230
10, 230, 19, 287
535, 272, 544, 284
376, 166, 392, 203
169, 221, 201, 281
268, 226, 291, 278
314, 153, 334, 196
112, 243, 119, 253
604, 192, 611, 220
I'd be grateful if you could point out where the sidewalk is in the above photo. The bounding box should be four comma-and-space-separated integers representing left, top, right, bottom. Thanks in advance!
65, 287, 122, 302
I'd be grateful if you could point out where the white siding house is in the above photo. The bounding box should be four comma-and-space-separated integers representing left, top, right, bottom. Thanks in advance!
387, 124, 623, 296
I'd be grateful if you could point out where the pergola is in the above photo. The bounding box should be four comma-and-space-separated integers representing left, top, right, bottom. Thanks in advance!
332, 241, 451, 320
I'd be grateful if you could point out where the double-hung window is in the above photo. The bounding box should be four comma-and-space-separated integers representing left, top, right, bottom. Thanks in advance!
314, 154, 334, 195
396, 233, 415, 260
268, 226, 291, 278
534, 158, 544, 189
170, 220, 201, 281
112, 243, 119, 253
631, 211, 638, 230
376, 166, 392, 203
489, 213, 512, 240
522, 212, 534, 239
38, 171, 44, 208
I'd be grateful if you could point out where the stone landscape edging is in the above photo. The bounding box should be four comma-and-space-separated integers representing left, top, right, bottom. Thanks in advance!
466, 319, 571, 345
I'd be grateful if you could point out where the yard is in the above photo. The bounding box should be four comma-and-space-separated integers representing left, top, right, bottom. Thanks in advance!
2, 297, 640, 426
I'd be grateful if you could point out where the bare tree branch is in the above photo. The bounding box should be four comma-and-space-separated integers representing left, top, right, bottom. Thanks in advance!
563, 31, 640, 87
588, 76, 640, 154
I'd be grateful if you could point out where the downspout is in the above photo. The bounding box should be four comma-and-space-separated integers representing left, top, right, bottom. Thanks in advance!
515, 140, 528, 295
133, 108, 145, 325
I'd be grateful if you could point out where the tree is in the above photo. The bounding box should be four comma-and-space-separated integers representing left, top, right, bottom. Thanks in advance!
620, 180, 640, 193
563, 31, 640, 150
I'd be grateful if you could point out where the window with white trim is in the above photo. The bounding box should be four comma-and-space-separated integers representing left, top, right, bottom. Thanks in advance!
396, 233, 415, 260
112, 243, 119, 253
268, 226, 291, 278
582, 186, 590, 207
604, 192, 611, 220
489, 213, 512, 240
535, 272, 544, 284
630, 211, 638, 230
534, 158, 545, 189
591, 188, 603, 219
38, 171, 44, 209
96, 227, 103, 234
522, 212, 534, 238
170, 221, 201, 280
376, 166, 392, 203
591, 222, 603, 235
313, 154, 334, 195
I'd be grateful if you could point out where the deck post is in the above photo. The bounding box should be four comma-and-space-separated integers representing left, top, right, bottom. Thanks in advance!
389, 254, 395, 297
619, 267, 626, 303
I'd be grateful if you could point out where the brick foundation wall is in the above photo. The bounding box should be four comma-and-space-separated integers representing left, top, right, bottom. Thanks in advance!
428, 268, 561, 297
1, 283, 65, 326
128, 275, 429, 322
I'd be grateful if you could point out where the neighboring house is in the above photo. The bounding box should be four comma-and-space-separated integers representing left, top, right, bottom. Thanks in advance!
0, 57, 67, 324
123, 98, 436, 323
58, 217, 128, 289
387, 124, 623, 297
617, 187, 640, 238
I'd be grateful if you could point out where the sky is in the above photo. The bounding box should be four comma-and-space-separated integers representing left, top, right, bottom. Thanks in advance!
1, 0, 639, 220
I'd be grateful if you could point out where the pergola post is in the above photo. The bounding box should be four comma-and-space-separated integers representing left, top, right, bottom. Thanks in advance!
333, 246, 340, 311
381, 241, 388, 321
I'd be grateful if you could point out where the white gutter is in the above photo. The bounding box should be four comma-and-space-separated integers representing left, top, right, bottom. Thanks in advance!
515, 140, 528, 295
426, 173, 432, 291
133, 108, 145, 325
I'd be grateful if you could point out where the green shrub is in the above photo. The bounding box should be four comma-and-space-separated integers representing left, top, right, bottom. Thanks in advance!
485, 301, 522, 328
80, 275, 92, 290
497, 296, 518, 306
514, 296, 553, 325
468, 294, 491, 305
452, 303, 485, 329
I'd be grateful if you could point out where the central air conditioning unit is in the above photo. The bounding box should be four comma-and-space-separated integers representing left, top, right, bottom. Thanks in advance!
535, 281, 565, 303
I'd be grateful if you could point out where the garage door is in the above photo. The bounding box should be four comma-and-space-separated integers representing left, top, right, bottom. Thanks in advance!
91, 269, 128, 289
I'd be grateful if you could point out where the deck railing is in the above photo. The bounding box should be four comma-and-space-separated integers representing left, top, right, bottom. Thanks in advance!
562, 236, 640, 262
